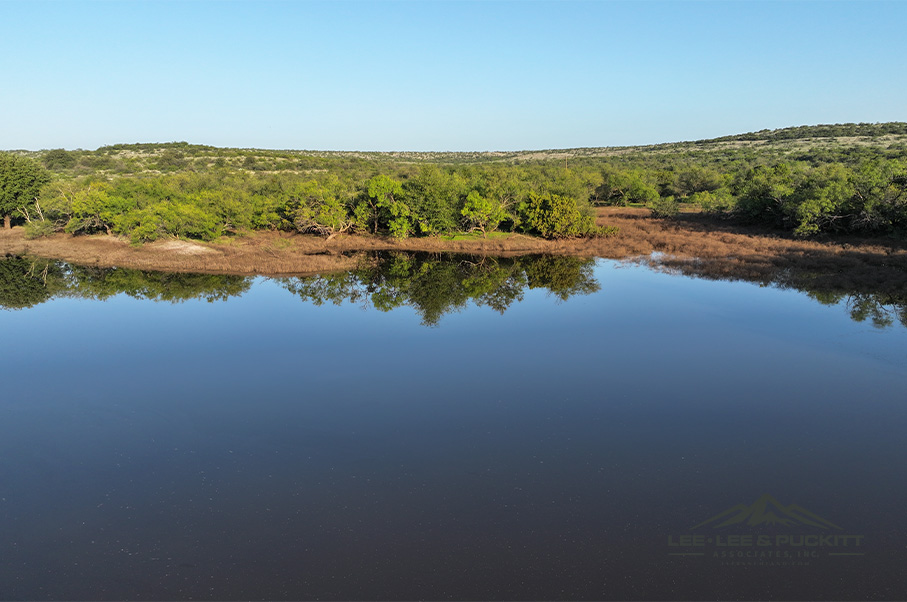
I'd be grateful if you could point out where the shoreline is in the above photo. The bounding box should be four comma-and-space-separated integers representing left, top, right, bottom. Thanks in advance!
2, 209, 907, 290
0, 227, 606, 277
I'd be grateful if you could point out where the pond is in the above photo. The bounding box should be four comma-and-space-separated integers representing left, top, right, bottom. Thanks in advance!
1, 253, 905, 600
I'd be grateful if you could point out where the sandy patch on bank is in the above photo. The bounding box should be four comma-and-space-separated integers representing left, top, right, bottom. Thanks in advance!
154, 240, 219, 255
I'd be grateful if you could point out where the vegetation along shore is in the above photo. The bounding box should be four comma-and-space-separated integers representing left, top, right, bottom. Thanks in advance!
2, 122, 906, 281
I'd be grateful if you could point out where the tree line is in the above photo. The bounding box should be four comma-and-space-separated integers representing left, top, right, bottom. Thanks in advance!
2, 122, 907, 241
3, 160, 614, 242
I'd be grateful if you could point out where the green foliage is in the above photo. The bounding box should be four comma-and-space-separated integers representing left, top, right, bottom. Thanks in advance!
730, 159, 907, 236
521, 192, 597, 239
0, 153, 51, 227
646, 195, 679, 218
115, 202, 221, 243
461, 190, 506, 237
155, 149, 188, 171
706, 122, 907, 143
352, 201, 373, 234
78, 154, 115, 170
23, 219, 57, 239
366, 174, 411, 238
848, 159, 907, 231
42, 149, 77, 170
790, 164, 854, 235
288, 180, 353, 237
591, 166, 659, 206
690, 189, 735, 213
18, 124, 907, 242
64, 182, 136, 235
673, 165, 724, 198
403, 166, 464, 235
733, 163, 798, 225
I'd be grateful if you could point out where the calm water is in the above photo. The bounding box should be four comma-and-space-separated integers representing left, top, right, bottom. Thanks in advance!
1, 254, 906, 600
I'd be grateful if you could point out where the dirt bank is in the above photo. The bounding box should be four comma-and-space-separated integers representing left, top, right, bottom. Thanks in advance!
2, 208, 907, 286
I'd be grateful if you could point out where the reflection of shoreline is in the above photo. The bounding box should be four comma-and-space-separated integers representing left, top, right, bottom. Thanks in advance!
4, 223, 907, 327
281, 253, 599, 326
597, 208, 907, 319
0, 253, 600, 326
630, 252, 907, 328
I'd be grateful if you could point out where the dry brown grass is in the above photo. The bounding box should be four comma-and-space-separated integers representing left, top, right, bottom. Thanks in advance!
0, 229, 362, 276
594, 207, 907, 294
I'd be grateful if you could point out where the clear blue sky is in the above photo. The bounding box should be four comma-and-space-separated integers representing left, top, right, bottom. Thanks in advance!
1, 0, 904, 151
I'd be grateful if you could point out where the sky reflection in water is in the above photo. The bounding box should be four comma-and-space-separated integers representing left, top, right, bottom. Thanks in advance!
1, 254, 905, 600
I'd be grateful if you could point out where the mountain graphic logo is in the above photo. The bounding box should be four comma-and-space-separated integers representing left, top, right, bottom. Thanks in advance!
692, 494, 842, 530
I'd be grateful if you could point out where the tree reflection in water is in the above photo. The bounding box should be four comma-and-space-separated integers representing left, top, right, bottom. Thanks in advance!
2, 251, 906, 329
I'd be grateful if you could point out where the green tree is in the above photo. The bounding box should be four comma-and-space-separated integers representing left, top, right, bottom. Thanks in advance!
0, 153, 51, 229
362, 174, 409, 237
591, 166, 658, 206
690, 189, 735, 213
289, 180, 354, 239
520, 192, 597, 239
63, 181, 137, 235
674, 165, 723, 198
733, 163, 798, 225
848, 159, 907, 231
402, 166, 464, 235
790, 163, 854, 235
114, 201, 220, 243
42, 149, 77, 170
461, 190, 506, 237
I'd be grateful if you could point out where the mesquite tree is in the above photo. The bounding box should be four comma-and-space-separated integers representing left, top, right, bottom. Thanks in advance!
0, 153, 50, 229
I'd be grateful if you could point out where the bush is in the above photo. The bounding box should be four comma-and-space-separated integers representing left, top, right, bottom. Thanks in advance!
461, 190, 506, 237
115, 202, 221, 243
646, 195, 679, 218
42, 149, 77, 170
592, 167, 659, 206
403, 166, 463, 235
733, 163, 798, 225
521, 192, 597, 239
23, 219, 57, 239
0, 153, 51, 228
690, 189, 735, 214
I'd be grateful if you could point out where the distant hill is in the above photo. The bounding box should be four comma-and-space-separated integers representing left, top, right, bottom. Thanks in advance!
9, 122, 907, 169
701, 122, 907, 144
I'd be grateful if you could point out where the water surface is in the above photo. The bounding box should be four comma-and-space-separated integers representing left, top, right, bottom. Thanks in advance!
1, 253, 905, 600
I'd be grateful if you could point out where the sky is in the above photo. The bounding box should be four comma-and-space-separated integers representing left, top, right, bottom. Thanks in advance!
1, 0, 905, 151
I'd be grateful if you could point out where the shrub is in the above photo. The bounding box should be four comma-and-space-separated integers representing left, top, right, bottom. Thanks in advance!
592, 167, 659, 206
42, 149, 77, 170
520, 192, 597, 239
647, 195, 679, 218
24, 219, 57, 239
690, 189, 735, 214
461, 190, 506, 237
115, 202, 221, 243
733, 163, 798, 225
